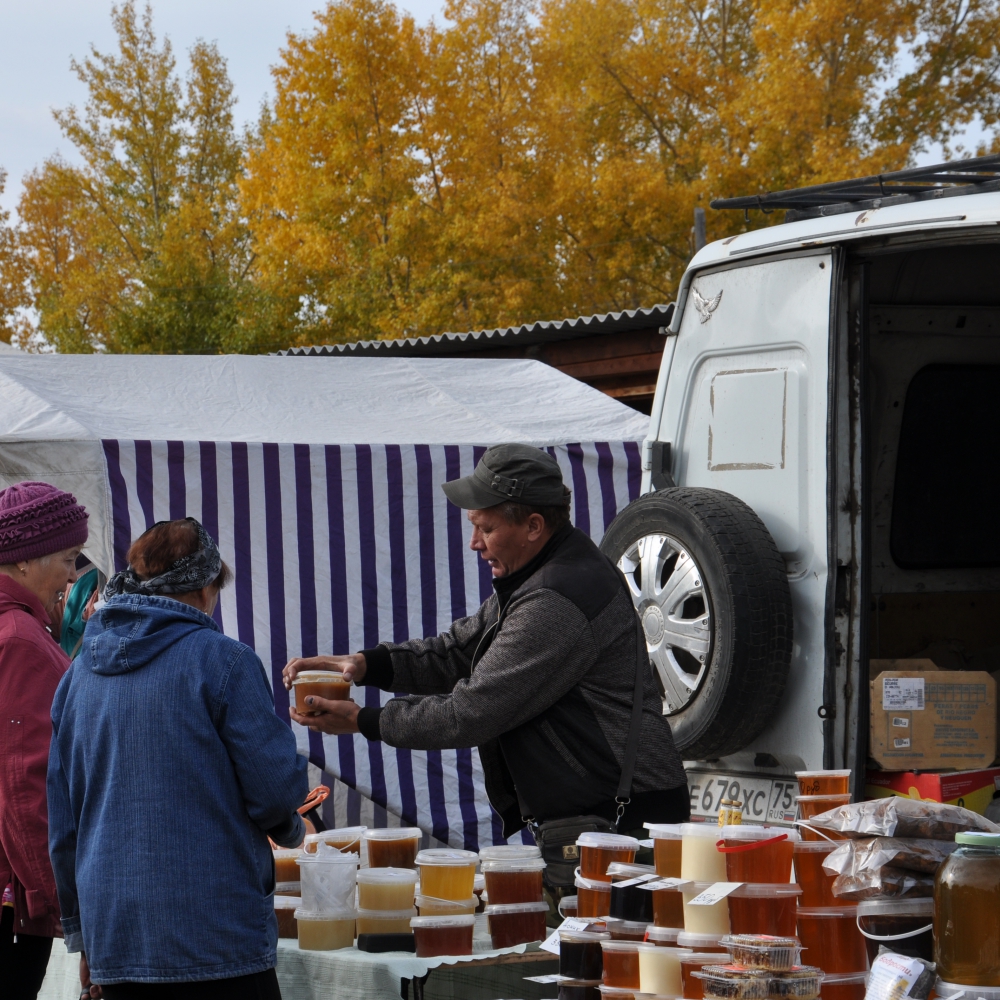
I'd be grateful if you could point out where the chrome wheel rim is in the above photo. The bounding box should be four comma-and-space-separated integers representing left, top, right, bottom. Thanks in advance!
618, 533, 712, 714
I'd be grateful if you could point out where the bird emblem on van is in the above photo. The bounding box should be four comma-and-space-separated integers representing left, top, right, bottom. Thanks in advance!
692, 287, 722, 323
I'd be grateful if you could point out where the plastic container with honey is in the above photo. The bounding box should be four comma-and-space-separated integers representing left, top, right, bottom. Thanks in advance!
795, 795, 851, 829
727, 884, 802, 937
415, 893, 476, 915
578, 833, 641, 882
410, 913, 475, 957
606, 918, 650, 941
645, 823, 684, 879
304, 826, 366, 856
856, 898, 933, 964
293, 670, 352, 714
683, 952, 730, 999
561, 928, 611, 979
681, 825, 728, 882
355, 907, 417, 935
677, 930, 727, 953
602, 940, 641, 989
296, 844, 359, 914
650, 884, 685, 929
718, 826, 798, 884
682, 883, 730, 936
792, 840, 846, 907
485, 900, 549, 948
610, 876, 655, 924
577, 873, 613, 917
934, 830, 1000, 987
274, 894, 300, 938
636, 942, 691, 995
794, 770, 851, 796
644, 925, 680, 946
357, 867, 418, 910
558, 980, 603, 1000
275, 881, 301, 896
479, 844, 542, 862
364, 827, 423, 869
273, 848, 302, 883
295, 909, 356, 950
560, 894, 580, 918
795, 906, 867, 974
597, 988, 637, 1000
416, 848, 478, 901
818, 971, 866, 1000
482, 857, 545, 904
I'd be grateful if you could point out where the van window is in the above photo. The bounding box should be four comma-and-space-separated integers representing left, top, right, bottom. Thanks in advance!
891, 364, 1000, 569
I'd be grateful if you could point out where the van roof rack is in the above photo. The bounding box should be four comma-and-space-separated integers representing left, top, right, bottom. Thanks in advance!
710, 153, 1000, 222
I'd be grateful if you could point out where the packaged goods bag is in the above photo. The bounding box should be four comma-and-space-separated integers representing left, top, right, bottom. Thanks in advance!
822, 837, 957, 876
804, 797, 999, 839
863, 950, 935, 1000
831, 866, 935, 901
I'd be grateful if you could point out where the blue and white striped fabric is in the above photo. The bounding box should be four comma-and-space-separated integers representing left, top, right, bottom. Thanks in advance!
100, 440, 641, 849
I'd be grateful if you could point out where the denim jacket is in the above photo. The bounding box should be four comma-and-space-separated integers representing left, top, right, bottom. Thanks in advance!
48, 594, 308, 984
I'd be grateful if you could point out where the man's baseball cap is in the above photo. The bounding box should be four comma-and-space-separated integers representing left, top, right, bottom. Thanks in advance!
441, 444, 571, 510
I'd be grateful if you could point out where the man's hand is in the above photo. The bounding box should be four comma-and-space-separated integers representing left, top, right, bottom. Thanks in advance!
283, 654, 367, 690
80, 954, 102, 998
289, 697, 362, 735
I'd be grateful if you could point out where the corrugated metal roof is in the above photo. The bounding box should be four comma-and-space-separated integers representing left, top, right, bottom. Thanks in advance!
278, 304, 674, 357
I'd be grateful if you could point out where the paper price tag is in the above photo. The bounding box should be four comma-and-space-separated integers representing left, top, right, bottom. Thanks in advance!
882, 676, 925, 710
539, 916, 592, 955
638, 838, 655, 848
524, 974, 569, 984
639, 877, 691, 891
686, 881, 743, 906
614, 874, 658, 888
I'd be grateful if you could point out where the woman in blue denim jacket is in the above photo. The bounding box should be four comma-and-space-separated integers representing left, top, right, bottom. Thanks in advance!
48, 519, 308, 999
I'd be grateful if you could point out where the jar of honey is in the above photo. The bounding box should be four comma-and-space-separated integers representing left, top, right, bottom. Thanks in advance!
650, 883, 685, 929
793, 840, 847, 906
644, 924, 680, 946
576, 874, 612, 918
484, 900, 550, 948
819, 972, 867, 1000
363, 827, 423, 869
356, 867, 417, 910
415, 848, 479, 901
680, 824, 728, 882
355, 907, 417, 935
304, 826, 367, 856
795, 795, 851, 838
609, 873, 654, 924
794, 770, 851, 796
273, 848, 302, 883
410, 913, 475, 957
682, 883, 730, 937
677, 930, 727, 953
415, 893, 476, 915
727, 883, 802, 937
560, 928, 610, 980
479, 844, 541, 862
636, 942, 692, 995
292, 670, 352, 714
294, 908, 356, 950
605, 918, 649, 941
934, 831, 1000, 986
482, 857, 546, 904
682, 952, 730, 999
274, 894, 300, 938
559, 895, 579, 919
601, 939, 641, 989
645, 823, 684, 878
577, 833, 640, 882
557, 980, 602, 1000
857, 897, 933, 964
718, 825, 798, 883
795, 906, 867, 974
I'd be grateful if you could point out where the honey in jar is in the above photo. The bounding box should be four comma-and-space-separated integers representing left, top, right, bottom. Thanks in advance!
577, 832, 640, 882
651, 885, 685, 928
796, 795, 851, 837
857, 898, 934, 964
295, 910, 356, 950
794, 770, 851, 796
793, 840, 846, 907
718, 825, 797, 883
645, 823, 684, 878
485, 901, 549, 948
355, 907, 417, 935
601, 940, 640, 989
819, 972, 867, 1000
273, 848, 301, 883
576, 874, 612, 918
410, 914, 475, 957
682, 952, 728, 999
727, 884, 801, 937
934, 831, 1000, 986
274, 895, 299, 938
293, 670, 351, 714
796, 906, 867, 974
415, 893, 476, 915
636, 943, 689, 995
560, 929, 610, 980
356, 867, 417, 910
482, 858, 545, 904
304, 826, 366, 856
415, 848, 478, 901
682, 884, 730, 936
363, 827, 423, 869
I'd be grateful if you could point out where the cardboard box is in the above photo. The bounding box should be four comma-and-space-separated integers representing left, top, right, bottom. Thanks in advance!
869, 668, 996, 770
865, 767, 1000, 817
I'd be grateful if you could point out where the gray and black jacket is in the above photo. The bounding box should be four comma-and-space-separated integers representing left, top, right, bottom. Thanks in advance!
357, 524, 688, 836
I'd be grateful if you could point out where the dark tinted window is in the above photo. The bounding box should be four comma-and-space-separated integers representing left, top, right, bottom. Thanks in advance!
891, 365, 1000, 569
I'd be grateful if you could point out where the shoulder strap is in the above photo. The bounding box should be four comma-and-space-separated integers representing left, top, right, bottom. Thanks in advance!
615, 615, 648, 825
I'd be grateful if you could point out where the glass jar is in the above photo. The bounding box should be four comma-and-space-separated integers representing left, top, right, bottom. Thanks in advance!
934, 831, 1000, 987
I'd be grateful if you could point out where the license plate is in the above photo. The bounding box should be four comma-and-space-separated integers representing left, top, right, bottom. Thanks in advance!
686, 771, 798, 825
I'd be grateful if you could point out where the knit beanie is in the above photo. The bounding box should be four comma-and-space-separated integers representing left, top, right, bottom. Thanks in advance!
0, 481, 89, 564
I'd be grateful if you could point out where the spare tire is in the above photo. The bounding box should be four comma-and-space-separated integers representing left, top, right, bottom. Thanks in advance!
600, 487, 792, 760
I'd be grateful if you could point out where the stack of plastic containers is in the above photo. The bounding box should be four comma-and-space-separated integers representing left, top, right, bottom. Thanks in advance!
676, 823, 731, 947
295, 843, 359, 950
480, 843, 549, 948
303, 825, 366, 855
273, 847, 301, 897
692, 935, 823, 1000
645, 823, 685, 929
355, 866, 418, 935
410, 914, 475, 957
574, 833, 638, 920
794, 770, 852, 837
607, 862, 655, 940
559, 926, 609, 1000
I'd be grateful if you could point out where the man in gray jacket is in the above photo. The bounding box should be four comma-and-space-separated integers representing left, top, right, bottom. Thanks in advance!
284, 444, 688, 837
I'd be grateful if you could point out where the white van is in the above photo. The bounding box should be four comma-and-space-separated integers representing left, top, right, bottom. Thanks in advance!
600, 156, 1000, 821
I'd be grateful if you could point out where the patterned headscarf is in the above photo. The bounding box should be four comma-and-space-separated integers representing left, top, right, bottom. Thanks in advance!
105, 518, 222, 598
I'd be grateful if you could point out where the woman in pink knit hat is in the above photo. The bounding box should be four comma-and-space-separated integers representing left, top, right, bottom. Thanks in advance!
0, 481, 88, 1000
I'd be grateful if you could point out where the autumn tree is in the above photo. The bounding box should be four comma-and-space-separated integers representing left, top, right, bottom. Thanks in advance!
0, 171, 27, 343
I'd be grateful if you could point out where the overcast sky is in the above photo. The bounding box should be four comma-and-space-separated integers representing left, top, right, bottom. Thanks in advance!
0, 0, 444, 214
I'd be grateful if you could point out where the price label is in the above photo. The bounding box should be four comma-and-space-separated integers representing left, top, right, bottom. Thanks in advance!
524, 974, 569, 984
686, 881, 743, 906
639, 877, 691, 891
614, 874, 658, 888
539, 917, 593, 955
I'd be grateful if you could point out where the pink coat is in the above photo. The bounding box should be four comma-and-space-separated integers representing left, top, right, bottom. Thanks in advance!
0, 573, 69, 938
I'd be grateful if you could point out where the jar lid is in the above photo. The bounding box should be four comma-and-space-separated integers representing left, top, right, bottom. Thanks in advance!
796, 905, 858, 917
305, 826, 366, 845
478, 844, 541, 861
273, 895, 301, 910
606, 918, 650, 932
680, 823, 723, 839
598, 988, 638, 998
795, 794, 852, 802
356, 907, 418, 918
856, 897, 933, 916
481, 857, 547, 872
635, 942, 692, 954
936, 980, 1000, 1000
364, 827, 423, 841
410, 914, 476, 928
575, 874, 612, 891
644, 822, 685, 839
297, 844, 359, 865
822, 974, 868, 985
415, 848, 479, 866
560, 929, 612, 943
484, 901, 549, 914
293, 670, 347, 683
272, 848, 301, 859
794, 770, 852, 778
607, 862, 656, 878
644, 925, 681, 943
677, 931, 724, 948
955, 831, 1000, 847
576, 832, 641, 849
729, 883, 803, 897
294, 908, 358, 920
719, 825, 800, 843
792, 840, 839, 853
601, 939, 641, 951
275, 881, 301, 893
357, 867, 418, 884
415, 893, 476, 906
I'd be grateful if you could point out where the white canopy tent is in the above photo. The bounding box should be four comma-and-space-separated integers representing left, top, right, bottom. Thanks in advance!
0, 354, 649, 848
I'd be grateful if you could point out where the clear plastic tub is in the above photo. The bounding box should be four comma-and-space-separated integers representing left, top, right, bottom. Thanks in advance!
577, 873, 613, 918
677, 930, 727, 952
293, 670, 351, 713
792, 840, 846, 907
560, 928, 611, 980
681, 824, 729, 882
275, 881, 301, 896
560, 894, 580, 919
794, 770, 851, 796
636, 942, 691, 995
645, 823, 684, 879
597, 987, 638, 1000
356, 867, 418, 910
644, 925, 681, 946
479, 844, 541, 862
610, 876, 655, 924
607, 918, 650, 941
415, 893, 476, 915
856, 897, 933, 964
273, 848, 302, 883
355, 907, 416, 935
693, 965, 771, 1000
481, 857, 545, 904
294, 909, 356, 950
410, 913, 475, 957
768, 967, 823, 999
649, 881, 685, 929
485, 900, 549, 948
726, 885, 802, 937
296, 844, 359, 914
682, 882, 730, 936
718, 826, 798, 884
720, 935, 803, 971
683, 953, 730, 999
274, 894, 300, 938
303, 826, 366, 855
558, 981, 603, 1000
415, 848, 479, 901
819, 972, 866, 1000
578, 833, 641, 882
935, 981, 1000, 1000
796, 795, 852, 829
795, 906, 866, 974
363, 827, 423, 869
602, 939, 641, 989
